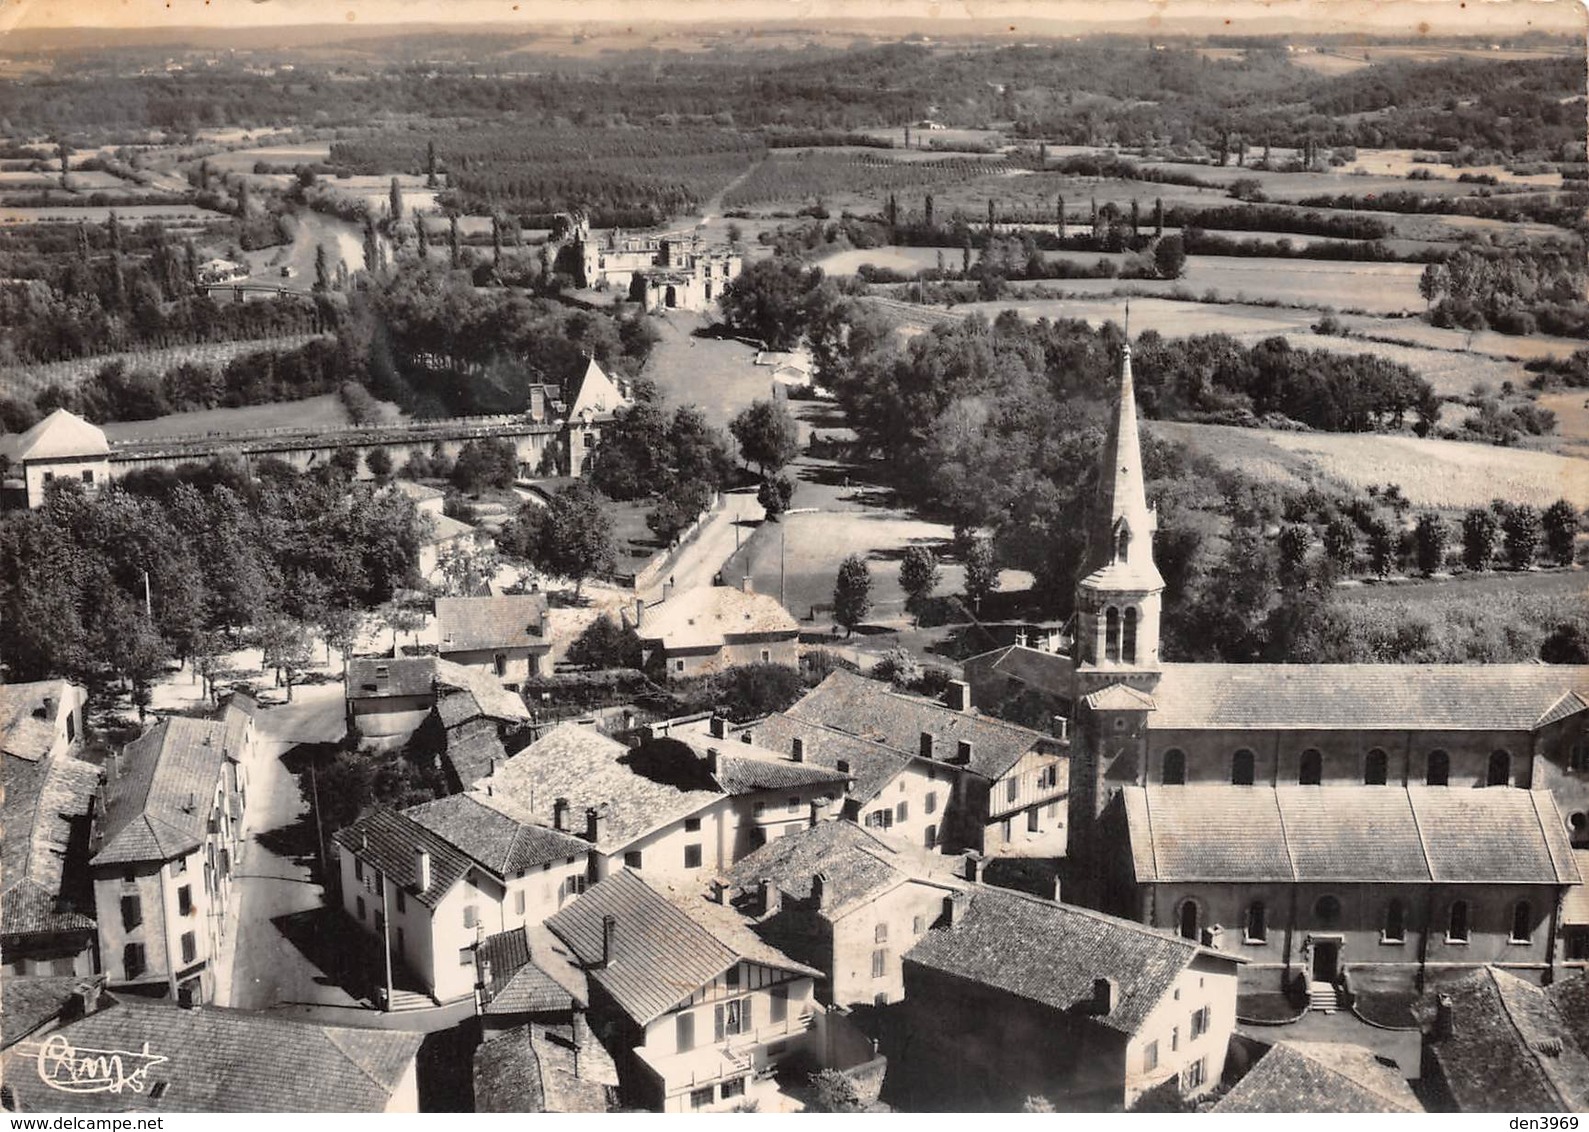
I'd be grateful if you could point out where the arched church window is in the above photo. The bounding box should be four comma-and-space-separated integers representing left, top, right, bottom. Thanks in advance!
1161, 749, 1186, 786
1177, 899, 1200, 941
1488, 750, 1511, 787
1299, 748, 1323, 786
1122, 607, 1139, 665
1105, 607, 1121, 663
1365, 749, 1388, 786
1231, 749, 1255, 786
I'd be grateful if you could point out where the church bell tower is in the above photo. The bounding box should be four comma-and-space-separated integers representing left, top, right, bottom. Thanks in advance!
1072, 337, 1164, 698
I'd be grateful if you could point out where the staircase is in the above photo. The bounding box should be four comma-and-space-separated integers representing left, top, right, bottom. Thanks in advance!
385, 987, 436, 1013
1308, 982, 1340, 1014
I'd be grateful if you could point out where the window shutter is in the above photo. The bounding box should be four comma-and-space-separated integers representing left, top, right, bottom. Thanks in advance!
742, 995, 753, 1033
714, 1004, 726, 1042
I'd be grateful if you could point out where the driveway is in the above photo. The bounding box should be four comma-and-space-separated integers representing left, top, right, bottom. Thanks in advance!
639, 489, 764, 602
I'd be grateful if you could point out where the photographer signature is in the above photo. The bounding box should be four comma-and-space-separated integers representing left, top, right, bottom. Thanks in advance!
35, 1034, 169, 1095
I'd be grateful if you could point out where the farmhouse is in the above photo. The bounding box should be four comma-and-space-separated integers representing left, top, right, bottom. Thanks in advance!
344, 655, 531, 746
633, 582, 799, 680
890, 885, 1242, 1111
0, 410, 111, 510
437, 594, 554, 687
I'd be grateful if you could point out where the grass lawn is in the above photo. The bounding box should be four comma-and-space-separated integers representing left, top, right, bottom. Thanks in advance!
640, 311, 770, 431
606, 497, 663, 576
1336, 566, 1587, 607
101, 392, 359, 442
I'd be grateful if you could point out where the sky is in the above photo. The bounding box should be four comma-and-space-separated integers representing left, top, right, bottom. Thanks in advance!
3, 0, 1584, 35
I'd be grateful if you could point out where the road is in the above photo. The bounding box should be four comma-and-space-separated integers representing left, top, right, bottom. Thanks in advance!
225, 685, 361, 1013
639, 487, 764, 603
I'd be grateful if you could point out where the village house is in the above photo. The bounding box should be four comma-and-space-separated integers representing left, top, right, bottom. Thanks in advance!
633, 582, 799, 681
333, 792, 593, 1007
0, 409, 112, 510
1, 679, 89, 762
784, 670, 1070, 857
473, 1018, 619, 1113
476, 924, 584, 1034
1415, 967, 1589, 1111
344, 655, 532, 746
392, 480, 488, 580
0, 992, 424, 1112
89, 714, 248, 1005
721, 818, 964, 1007
889, 886, 1241, 1111
543, 868, 822, 1112
476, 723, 847, 884
1212, 1040, 1423, 1112
1108, 784, 1580, 1003
437, 594, 554, 687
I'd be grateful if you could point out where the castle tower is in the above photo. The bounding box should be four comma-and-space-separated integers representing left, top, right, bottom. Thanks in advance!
1072, 338, 1164, 698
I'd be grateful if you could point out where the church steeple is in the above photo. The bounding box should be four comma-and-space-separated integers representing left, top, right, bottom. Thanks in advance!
1072, 333, 1164, 688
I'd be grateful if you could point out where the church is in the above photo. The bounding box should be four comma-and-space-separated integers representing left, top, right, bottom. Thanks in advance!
966, 338, 1589, 1002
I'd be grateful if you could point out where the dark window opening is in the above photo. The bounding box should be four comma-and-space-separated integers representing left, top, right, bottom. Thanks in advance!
1448, 900, 1470, 943
1232, 749, 1255, 786
1246, 901, 1267, 943
1365, 749, 1388, 786
1122, 607, 1139, 665
1488, 749, 1511, 787
1299, 749, 1323, 786
1162, 749, 1186, 786
1427, 750, 1450, 787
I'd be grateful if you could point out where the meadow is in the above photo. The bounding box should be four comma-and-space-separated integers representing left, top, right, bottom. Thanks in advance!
1147, 419, 1589, 511
100, 391, 355, 442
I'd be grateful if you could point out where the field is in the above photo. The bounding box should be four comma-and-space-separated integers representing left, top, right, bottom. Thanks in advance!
0, 335, 329, 399
723, 152, 993, 211
0, 203, 228, 225
1336, 566, 1588, 607
202, 143, 333, 173
100, 392, 356, 443
1147, 420, 1589, 510
639, 311, 779, 432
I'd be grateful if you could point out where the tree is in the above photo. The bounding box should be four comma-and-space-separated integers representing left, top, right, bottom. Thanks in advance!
1366, 518, 1395, 578
1542, 499, 1579, 566
1461, 507, 1500, 572
1322, 516, 1357, 577
646, 478, 713, 544
1153, 234, 1187, 280
388, 177, 404, 222
963, 536, 999, 612
1503, 503, 1541, 570
313, 243, 332, 293
451, 437, 519, 493
757, 474, 793, 520
1413, 511, 1449, 577
1276, 524, 1313, 589
1541, 621, 1589, 664
899, 545, 940, 625
503, 482, 617, 599
808, 1069, 862, 1114
711, 663, 805, 721
833, 554, 872, 637
365, 447, 393, 481
317, 605, 363, 673
256, 615, 313, 701
566, 613, 642, 670
377, 597, 427, 654
717, 258, 826, 351
872, 645, 922, 688
426, 140, 439, 188
449, 213, 461, 270
728, 399, 800, 476
1419, 262, 1449, 310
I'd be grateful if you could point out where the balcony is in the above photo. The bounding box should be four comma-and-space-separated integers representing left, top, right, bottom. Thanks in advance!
637, 1013, 816, 1094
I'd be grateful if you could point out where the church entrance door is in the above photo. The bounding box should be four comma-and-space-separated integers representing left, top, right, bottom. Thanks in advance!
1311, 938, 1340, 983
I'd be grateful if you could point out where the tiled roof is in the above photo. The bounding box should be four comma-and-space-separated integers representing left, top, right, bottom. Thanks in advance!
2, 751, 100, 937
440, 717, 509, 789
347, 656, 437, 700
217, 697, 254, 761
6, 409, 109, 462
332, 809, 473, 909
479, 926, 583, 1015
404, 793, 589, 879
638, 585, 799, 651
1418, 967, 1589, 1112
1151, 663, 1589, 732
716, 713, 910, 803
93, 718, 229, 866
789, 669, 1054, 780
473, 1024, 613, 1114
1, 975, 91, 1049
567, 357, 626, 419
1547, 971, 1589, 1060
477, 724, 721, 852
1214, 1042, 1422, 1113
423, 512, 477, 547
963, 645, 1075, 700
1082, 683, 1157, 711
0, 998, 422, 1112
437, 595, 550, 653
1122, 786, 1581, 885
436, 661, 532, 723
545, 870, 818, 1026
724, 820, 908, 916
711, 751, 849, 795
904, 887, 1219, 1036
474, 1027, 546, 1113
437, 691, 486, 728
0, 680, 77, 762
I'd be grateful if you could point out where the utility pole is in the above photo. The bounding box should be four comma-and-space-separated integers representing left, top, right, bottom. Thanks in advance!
780, 522, 787, 610
142, 569, 152, 619
381, 878, 394, 1011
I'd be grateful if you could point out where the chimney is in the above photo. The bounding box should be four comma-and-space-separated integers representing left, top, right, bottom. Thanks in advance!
70, 977, 104, 1019
709, 878, 727, 904
600, 914, 617, 968
572, 1005, 592, 1077
962, 851, 983, 884
944, 680, 971, 713
1092, 977, 1118, 1016
1015, 629, 1029, 648
38, 695, 56, 720
1053, 716, 1069, 742
1435, 994, 1455, 1041
942, 890, 969, 926
809, 796, 831, 827
741, 575, 754, 594
920, 731, 935, 760
791, 736, 806, 763
1201, 924, 1225, 950
811, 872, 829, 911
709, 716, 728, 740
740, 732, 753, 745
553, 797, 569, 832
705, 748, 719, 776
584, 805, 608, 845
478, 953, 494, 995
955, 740, 974, 765
529, 385, 547, 422
415, 848, 432, 893
632, 598, 644, 631
487, 756, 497, 777
759, 877, 781, 919
1052, 875, 1063, 903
